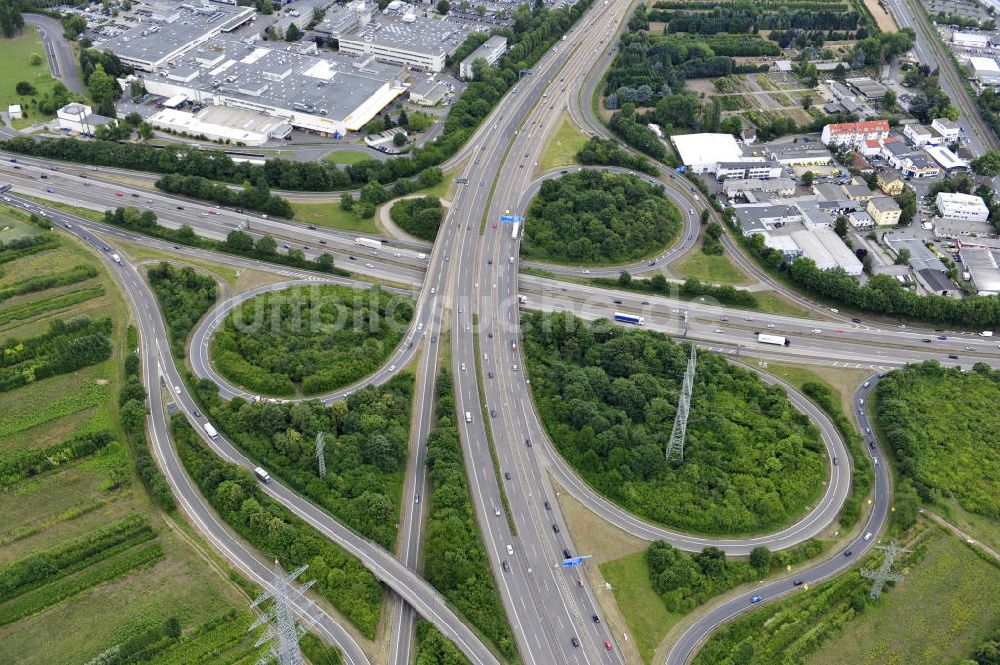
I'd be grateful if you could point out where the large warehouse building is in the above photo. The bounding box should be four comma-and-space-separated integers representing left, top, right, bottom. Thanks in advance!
142, 38, 406, 136
671, 133, 747, 174
96, 0, 254, 72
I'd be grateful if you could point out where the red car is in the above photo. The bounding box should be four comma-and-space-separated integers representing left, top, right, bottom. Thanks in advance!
604, 640, 613, 651
493, 223, 497, 228
207, 210, 217, 215
115, 192, 124, 197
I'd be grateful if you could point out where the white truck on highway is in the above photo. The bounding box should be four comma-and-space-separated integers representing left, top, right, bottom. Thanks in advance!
756, 333, 790, 347
204, 423, 219, 439
465, 411, 472, 423
254, 467, 271, 483
518, 295, 527, 304
110, 253, 122, 265
355, 237, 383, 250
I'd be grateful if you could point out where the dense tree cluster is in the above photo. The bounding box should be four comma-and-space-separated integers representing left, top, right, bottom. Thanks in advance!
155, 174, 293, 217
211, 284, 411, 396
593, 274, 759, 308
874, 361, 1000, 521
522, 170, 682, 263
389, 197, 445, 241
575, 136, 657, 174
0, 316, 112, 393
423, 369, 515, 659
172, 416, 382, 636
647, 539, 823, 613
654, 5, 859, 33
147, 262, 218, 358
522, 311, 826, 535
608, 107, 667, 159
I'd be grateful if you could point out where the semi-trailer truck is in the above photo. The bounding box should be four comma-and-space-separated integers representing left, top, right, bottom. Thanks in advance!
355, 237, 383, 250
756, 333, 790, 346
511, 222, 521, 240
614, 312, 644, 325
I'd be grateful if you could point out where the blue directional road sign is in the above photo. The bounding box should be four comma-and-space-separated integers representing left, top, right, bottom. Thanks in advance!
561, 557, 586, 568
499, 215, 525, 224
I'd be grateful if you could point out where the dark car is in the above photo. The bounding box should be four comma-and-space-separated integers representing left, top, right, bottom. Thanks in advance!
40, 174, 48, 179
613, 299, 622, 304
502, 560, 510, 572
307, 225, 316, 230
349, 256, 356, 260
552, 524, 560, 533
563, 548, 571, 559
525, 438, 531, 447
751, 595, 763, 604
793, 580, 804, 586
948, 354, 959, 360
592, 615, 600, 623
504, 472, 511, 480
544, 501, 551, 510
570, 637, 579, 648
844, 549, 853, 557
938, 335, 948, 340
176, 206, 185, 210
490, 409, 497, 418
851, 317, 862, 323
488, 371, 494, 379
922, 338, 932, 343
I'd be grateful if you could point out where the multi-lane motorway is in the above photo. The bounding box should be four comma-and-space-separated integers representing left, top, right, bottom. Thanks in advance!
5, 0, 999, 661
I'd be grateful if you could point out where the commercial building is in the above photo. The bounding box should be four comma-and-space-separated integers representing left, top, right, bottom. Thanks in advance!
936, 192, 990, 221
96, 1, 255, 72
842, 183, 875, 201
146, 105, 291, 145
867, 196, 902, 226
56, 103, 114, 135
882, 141, 941, 178
953, 31, 991, 47
820, 119, 890, 148
314, 0, 372, 40
142, 38, 406, 136
722, 177, 796, 201
733, 204, 803, 234
789, 228, 863, 274
671, 133, 746, 174
849, 210, 875, 229
459, 35, 507, 80
7, 105, 21, 120
931, 117, 960, 140
407, 78, 449, 105
926, 144, 969, 172
969, 56, 1000, 87
715, 161, 782, 181
767, 142, 834, 166
845, 76, 888, 100
903, 123, 945, 147
338, 3, 479, 72
960, 247, 1000, 295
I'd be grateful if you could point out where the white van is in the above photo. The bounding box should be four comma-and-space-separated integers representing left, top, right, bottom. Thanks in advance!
864, 532, 873, 541
254, 467, 271, 483
465, 411, 472, 423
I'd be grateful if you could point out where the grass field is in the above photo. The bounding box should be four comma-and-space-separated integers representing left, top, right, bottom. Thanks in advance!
751, 290, 813, 318
21, 195, 106, 223
322, 149, 374, 165
0, 213, 41, 244
674, 248, 750, 285
934, 496, 1000, 559
760, 361, 871, 416
0, 230, 263, 663
0, 28, 64, 129
288, 200, 381, 235
600, 551, 682, 665
805, 528, 1000, 665
539, 115, 589, 172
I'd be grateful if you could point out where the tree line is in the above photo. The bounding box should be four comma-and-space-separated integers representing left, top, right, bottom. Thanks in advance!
521, 311, 827, 535
522, 170, 682, 264
593, 274, 759, 309
155, 174, 293, 218
653, 6, 859, 32
647, 539, 823, 613
0, 315, 112, 393
101, 207, 345, 277
575, 136, 657, 175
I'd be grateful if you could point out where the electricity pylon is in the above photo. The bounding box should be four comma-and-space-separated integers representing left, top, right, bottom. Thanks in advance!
861, 540, 909, 599
666, 345, 697, 463
249, 560, 315, 665
315, 432, 327, 480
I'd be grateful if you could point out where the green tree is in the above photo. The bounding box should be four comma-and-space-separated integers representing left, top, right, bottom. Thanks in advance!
618, 271, 632, 286
436, 0, 450, 13
164, 617, 181, 639
971, 150, 1000, 176
29, 53, 42, 66
801, 171, 815, 186
749, 546, 771, 571
393, 131, 407, 147
87, 64, 119, 117
883, 88, 897, 111
835, 215, 848, 238
895, 248, 911, 265
15, 81, 36, 96
286, 23, 302, 41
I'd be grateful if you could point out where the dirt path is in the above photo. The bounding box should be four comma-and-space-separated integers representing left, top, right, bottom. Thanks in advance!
925, 510, 1000, 563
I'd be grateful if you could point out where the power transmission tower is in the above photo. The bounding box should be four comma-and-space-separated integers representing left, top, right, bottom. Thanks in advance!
249, 560, 315, 665
861, 540, 910, 599
666, 345, 697, 463
315, 432, 327, 480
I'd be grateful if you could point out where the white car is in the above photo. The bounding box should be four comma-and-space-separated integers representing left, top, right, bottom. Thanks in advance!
506, 544, 514, 556
461, 363, 466, 371
766, 323, 776, 328
389, 365, 396, 372
811, 328, 822, 333
365, 262, 374, 268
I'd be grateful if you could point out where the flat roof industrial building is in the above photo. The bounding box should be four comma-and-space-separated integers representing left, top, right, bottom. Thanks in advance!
143, 38, 406, 136
338, 3, 482, 72
96, 1, 255, 71
671, 133, 746, 174
960, 247, 1000, 295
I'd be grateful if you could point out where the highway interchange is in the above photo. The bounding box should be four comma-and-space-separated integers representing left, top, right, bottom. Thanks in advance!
3, 0, 999, 662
